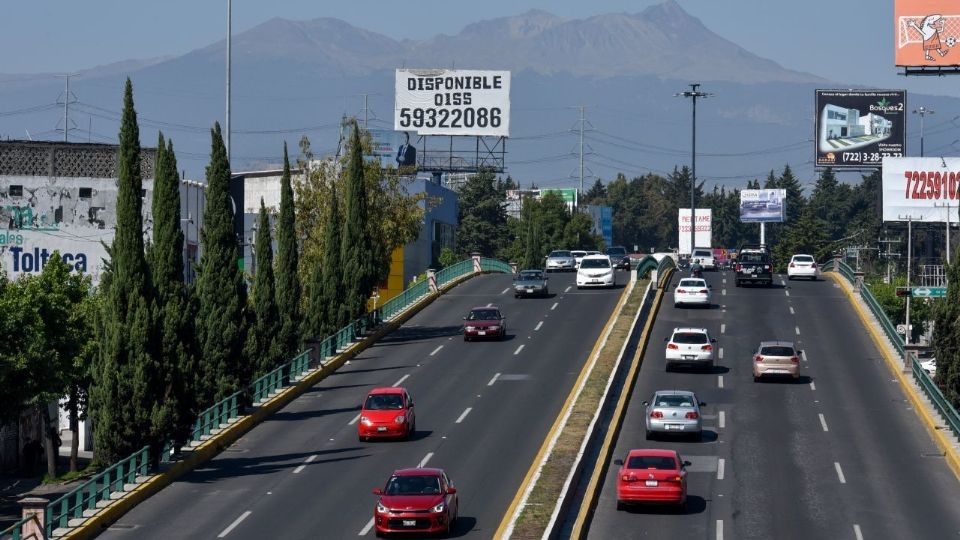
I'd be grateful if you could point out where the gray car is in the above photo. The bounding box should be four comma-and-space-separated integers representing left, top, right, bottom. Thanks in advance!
545, 250, 575, 272
643, 390, 705, 440
513, 269, 549, 298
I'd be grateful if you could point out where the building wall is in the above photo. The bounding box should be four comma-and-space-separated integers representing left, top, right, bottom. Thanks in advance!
403, 178, 458, 288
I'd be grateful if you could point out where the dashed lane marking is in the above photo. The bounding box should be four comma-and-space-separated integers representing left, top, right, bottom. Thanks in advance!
835, 462, 846, 484
717, 458, 725, 480
795, 326, 801, 335
719, 348, 724, 360
810, 381, 816, 391
819, 413, 829, 432
456, 407, 472, 423
720, 323, 726, 334
392, 374, 410, 387
358, 518, 374, 536
854, 524, 864, 540
418, 452, 434, 468
501, 288, 510, 295
722, 289, 727, 296
565, 286, 572, 293
719, 411, 726, 429
551, 302, 559, 310
430, 345, 443, 356
293, 454, 317, 474
488, 373, 501, 386
790, 306, 795, 315
717, 519, 724, 540
718, 375, 724, 389
349, 413, 361, 425
217, 511, 252, 538
785, 290, 790, 297
514, 345, 525, 355
535, 321, 543, 331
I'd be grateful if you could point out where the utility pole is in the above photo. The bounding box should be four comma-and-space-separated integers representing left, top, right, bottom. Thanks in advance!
913, 106, 934, 157
225, 0, 232, 166
56, 74, 78, 142
361, 93, 370, 129
579, 105, 585, 194
899, 215, 919, 345
936, 202, 951, 265
676, 83, 713, 256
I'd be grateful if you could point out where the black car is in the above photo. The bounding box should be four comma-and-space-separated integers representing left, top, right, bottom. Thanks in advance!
604, 246, 631, 270
735, 244, 773, 287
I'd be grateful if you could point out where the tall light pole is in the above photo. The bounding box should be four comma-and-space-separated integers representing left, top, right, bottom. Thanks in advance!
226, 0, 232, 167
913, 106, 934, 157
675, 84, 713, 256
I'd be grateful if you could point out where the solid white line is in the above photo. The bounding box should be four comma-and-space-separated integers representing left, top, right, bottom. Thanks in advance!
810, 381, 816, 391
565, 286, 572, 293
717, 458, 725, 480
795, 326, 801, 335
720, 323, 726, 334
716, 519, 724, 540
358, 518, 375, 536
834, 462, 846, 484
418, 452, 434, 468
293, 454, 318, 474
514, 344, 525, 355
455, 407, 472, 423
854, 524, 864, 540
501, 288, 510, 295
430, 345, 443, 356
218, 510, 252, 538
719, 410, 726, 429
535, 321, 544, 331
718, 347, 724, 360
819, 413, 829, 432
790, 306, 795, 315
551, 302, 559, 310
392, 374, 410, 387
718, 375, 724, 388
487, 373, 501, 386
349, 413, 361, 425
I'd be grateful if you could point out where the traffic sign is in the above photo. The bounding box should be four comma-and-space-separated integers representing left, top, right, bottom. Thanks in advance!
911, 287, 947, 298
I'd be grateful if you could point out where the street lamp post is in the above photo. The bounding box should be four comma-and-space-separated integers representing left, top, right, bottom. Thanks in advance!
913, 106, 934, 157
675, 83, 713, 257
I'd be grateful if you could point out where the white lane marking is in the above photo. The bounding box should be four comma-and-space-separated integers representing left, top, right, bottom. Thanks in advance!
565, 286, 572, 293
722, 278, 727, 284
719, 411, 726, 429
488, 373, 501, 386
535, 321, 544, 331
790, 306, 795, 315
718, 348, 724, 360
430, 345, 443, 356
720, 323, 726, 334
717, 458, 725, 480
718, 375, 724, 389
795, 326, 801, 335
418, 452, 434, 468
717, 520, 724, 540
722, 289, 727, 296
349, 413, 361, 425
501, 288, 510, 295
810, 381, 816, 391
785, 290, 790, 297
358, 518, 375, 536
218, 510, 252, 538
455, 407, 472, 423
293, 454, 318, 474
834, 462, 846, 484
551, 302, 559, 310
854, 524, 864, 540
392, 374, 410, 387
486, 303, 493, 307
514, 344, 525, 355
819, 413, 829, 432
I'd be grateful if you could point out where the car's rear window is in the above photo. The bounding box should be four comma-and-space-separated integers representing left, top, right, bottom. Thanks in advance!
760, 346, 795, 357
580, 258, 610, 269
605, 247, 627, 256
672, 332, 708, 344
693, 250, 712, 258
365, 394, 404, 410
740, 252, 767, 263
627, 456, 677, 470
793, 256, 814, 263
385, 475, 441, 495
519, 271, 542, 280
678, 280, 705, 287
655, 395, 695, 408
468, 309, 500, 321
549, 251, 572, 257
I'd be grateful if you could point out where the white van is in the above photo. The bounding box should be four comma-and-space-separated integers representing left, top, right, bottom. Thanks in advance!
691, 248, 716, 271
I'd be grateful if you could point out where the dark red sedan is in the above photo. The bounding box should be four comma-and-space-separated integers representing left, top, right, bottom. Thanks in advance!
357, 387, 415, 441
616, 449, 689, 510
462, 306, 506, 341
373, 468, 459, 537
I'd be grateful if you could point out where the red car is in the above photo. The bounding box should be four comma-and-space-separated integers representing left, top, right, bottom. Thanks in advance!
373, 467, 459, 537
462, 306, 506, 341
358, 387, 416, 441
616, 449, 689, 510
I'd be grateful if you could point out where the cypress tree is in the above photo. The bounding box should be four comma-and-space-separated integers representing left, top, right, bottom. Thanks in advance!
340, 123, 376, 322
275, 143, 301, 359
91, 79, 160, 463
320, 181, 346, 334
246, 199, 283, 377
196, 122, 248, 404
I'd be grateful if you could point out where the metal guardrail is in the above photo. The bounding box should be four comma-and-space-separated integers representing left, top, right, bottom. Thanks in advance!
634, 256, 659, 278
436, 260, 473, 287
479, 257, 513, 274
190, 392, 240, 444
1, 515, 41, 540
45, 447, 149, 537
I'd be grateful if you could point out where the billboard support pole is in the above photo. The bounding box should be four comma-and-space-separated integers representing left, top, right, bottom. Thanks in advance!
899, 214, 914, 346
760, 222, 766, 245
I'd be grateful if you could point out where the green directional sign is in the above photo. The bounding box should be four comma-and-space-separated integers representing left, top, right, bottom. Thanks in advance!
911, 287, 947, 298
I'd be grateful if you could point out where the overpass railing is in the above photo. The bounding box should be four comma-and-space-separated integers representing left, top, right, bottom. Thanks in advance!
1, 515, 41, 540
827, 259, 960, 438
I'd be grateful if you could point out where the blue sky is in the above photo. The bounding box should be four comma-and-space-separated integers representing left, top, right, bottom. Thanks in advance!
0, 0, 956, 99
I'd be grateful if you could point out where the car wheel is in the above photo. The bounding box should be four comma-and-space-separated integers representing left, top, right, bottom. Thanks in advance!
788, 275, 794, 281
514, 294, 519, 299
543, 288, 549, 296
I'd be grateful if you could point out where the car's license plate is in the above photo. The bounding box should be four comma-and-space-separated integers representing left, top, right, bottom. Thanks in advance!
665, 424, 682, 430
682, 355, 696, 360
527, 288, 534, 292
768, 369, 789, 374
645, 480, 658, 487
751, 273, 757, 277
402, 520, 416, 527
478, 331, 486, 336
377, 426, 387, 432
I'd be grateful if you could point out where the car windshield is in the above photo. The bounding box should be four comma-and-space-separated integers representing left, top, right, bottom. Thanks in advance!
365, 394, 404, 410
468, 309, 500, 321
655, 395, 695, 408
673, 332, 708, 344
627, 456, 677, 470
549, 251, 572, 258
605, 247, 626, 256
760, 346, 795, 357
793, 255, 814, 263
384, 475, 442, 495
740, 252, 767, 263
580, 258, 610, 269
518, 271, 543, 280
678, 280, 705, 287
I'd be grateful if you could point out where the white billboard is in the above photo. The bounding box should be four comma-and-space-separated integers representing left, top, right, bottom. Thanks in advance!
882, 156, 960, 222
678, 208, 712, 255
395, 69, 510, 137
740, 189, 786, 222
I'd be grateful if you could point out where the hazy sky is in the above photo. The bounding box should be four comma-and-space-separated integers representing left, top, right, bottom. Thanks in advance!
1, 0, 957, 98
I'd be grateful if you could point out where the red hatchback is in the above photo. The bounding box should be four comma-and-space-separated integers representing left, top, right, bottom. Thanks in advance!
358, 387, 416, 441
373, 468, 459, 537
462, 306, 506, 341
616, 449, 689, 510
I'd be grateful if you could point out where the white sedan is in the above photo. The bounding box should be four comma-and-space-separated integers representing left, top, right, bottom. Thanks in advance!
665, 327, 716, 371
674, 278, 711, 308
787, 254, 819, 280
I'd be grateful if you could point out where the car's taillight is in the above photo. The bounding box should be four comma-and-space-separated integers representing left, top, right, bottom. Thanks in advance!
754, 355, 763, 362
650, 411, 664, 418
699, 289, 709, 294
667, 343, 679, 350
621, 474, 637, 482
677, 288, 687, 293
791, 356, 800, 364
701, 344, 713, 351
672, 475, 683, 482
812, 263, 817, 269
789, 263, 795, 268
735, 264, 742, 272
685, 411, 699, 419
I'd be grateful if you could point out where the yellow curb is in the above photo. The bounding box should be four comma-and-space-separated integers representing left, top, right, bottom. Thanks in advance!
828, 273, 960, 484
62, 270, 489, 539
494, 279, 633, 539
568, 270, 670, 539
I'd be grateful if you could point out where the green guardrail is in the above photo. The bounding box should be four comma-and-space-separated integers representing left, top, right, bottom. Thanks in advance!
634, 256, 659, 278
913, 359, 960, 438
1, 514, 41, 540
656, 256, 677, 288
45, 447, 149, 537
436, 260, 474, 287
189, 392, 240, 444
479, 257, 513, 274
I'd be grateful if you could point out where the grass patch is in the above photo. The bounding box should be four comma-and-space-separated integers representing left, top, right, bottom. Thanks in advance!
42, 464, 100, 485
512, 280, 649, 538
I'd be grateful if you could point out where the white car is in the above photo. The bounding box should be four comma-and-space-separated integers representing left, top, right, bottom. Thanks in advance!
920, 357, 937, 377
665, 327, 716, 371
787, 254, 819, 280
691, 248, 716, 271
571, 250, 588, 268
674, 278, 711, 308
577, 254, 615, 289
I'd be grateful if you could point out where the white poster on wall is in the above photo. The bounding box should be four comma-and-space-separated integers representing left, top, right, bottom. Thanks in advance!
678, 208, 712, 255
395, 69, 511, 137
882, 156, 960, 222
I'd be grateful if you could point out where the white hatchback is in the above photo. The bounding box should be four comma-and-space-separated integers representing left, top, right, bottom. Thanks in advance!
664, 328, 716, 371
787, 254, 819, 280
577, 255, 615, 288
674, 278, 711, 308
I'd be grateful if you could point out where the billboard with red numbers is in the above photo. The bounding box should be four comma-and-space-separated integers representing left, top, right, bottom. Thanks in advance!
882, 156, 960, 222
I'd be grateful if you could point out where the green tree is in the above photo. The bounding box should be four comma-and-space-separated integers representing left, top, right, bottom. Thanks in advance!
340, 123, 377, 322
563, 211, 598, 250
246, 200, 283, 377
934, 261, 960, 403
438, 247, 458, 268
457, 168, 511, 257
196, 122, 248, 404
582, 179, 608, 205
275, 143, 301, 360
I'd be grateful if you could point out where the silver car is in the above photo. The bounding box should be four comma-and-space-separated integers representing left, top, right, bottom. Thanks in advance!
545, 250, 575, 272
643, 390, 705, 440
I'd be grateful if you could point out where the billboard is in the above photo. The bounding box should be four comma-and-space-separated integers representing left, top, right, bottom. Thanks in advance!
678, 208, 712, 255
895, 1, 960, 67
395, 69, 510, 137
368, 129, 418, 170
881, 156, 960, 222
815, 90, 906, 169
740, 189, 786, 222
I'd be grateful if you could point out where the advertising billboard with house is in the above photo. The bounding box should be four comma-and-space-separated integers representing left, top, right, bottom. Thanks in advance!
895, 1, 960, 68
815, 90, 906, 169
740, 189, 787, 222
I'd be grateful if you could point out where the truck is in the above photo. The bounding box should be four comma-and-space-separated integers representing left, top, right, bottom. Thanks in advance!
734, 244, 773, 287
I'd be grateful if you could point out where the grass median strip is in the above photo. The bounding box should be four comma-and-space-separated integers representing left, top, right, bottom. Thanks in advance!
511, 280, 648, 538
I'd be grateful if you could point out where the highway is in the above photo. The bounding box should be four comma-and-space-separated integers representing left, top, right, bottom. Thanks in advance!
585, 270, 960, 539
95, 271, 625, 539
